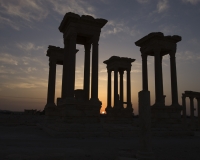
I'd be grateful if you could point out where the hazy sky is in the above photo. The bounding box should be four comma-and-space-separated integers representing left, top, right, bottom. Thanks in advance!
0, 0, 200, 115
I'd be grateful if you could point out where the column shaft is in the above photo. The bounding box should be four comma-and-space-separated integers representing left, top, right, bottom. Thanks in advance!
107, 70, 112, 108
91, 36, 99, 101
114, 68, 118, 107
83, 43, 91, 100
154, 48, 164, 106
46, 60, 56, 107
119, 70, 124, 108
196, 98, 200, 126
182, 95, 186, 124
189, 96, 194, 123
127, 69, 131, 108
62, 38, 70, 98
170, 51, 179, 106
67, 33, 77, 97
141, 53, 148, 91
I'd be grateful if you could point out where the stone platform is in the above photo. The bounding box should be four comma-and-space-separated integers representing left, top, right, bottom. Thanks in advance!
151, 105, 183, 128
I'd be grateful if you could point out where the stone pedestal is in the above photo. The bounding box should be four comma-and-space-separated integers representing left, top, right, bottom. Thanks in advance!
151, 105, 183, 128
104, 56, 135, 123
58, 98, 102, 123
137, 90, 154, 160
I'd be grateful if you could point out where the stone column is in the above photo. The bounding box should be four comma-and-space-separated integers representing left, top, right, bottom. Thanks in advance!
141, 53, 148, 91
154, 48, 164, 106
45, 59, 57, 108
66, 32, 77, 98
127, 69, 131, 108
119, 70, 124, 108
62, 38, 70, 99
107, 69, 112, 108
91, 35, 99, 101
114, 68, 118, 107
170, 50, 179, 106
189, 96, 194, 128
160, 56, 165, 105
196, 97, 200, 127
83, 43, 91, 100
182, 94, 186, 124
137, 90, 154, 159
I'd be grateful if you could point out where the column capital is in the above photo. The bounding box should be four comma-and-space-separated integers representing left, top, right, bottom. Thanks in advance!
49, 59, 56, 66
84, 42, 92, 51
107, 69, 112, 73
93, 35, 100, 44
119, 70, 124, 75
196, 97, 200, 101
153, 47, 161, 55
182, 94, 186, 99
169, 49, 176, 57
141, 53, 148, 60
189, 96, 194, 100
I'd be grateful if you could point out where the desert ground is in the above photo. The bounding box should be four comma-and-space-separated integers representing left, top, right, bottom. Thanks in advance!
0, 114, 200, 160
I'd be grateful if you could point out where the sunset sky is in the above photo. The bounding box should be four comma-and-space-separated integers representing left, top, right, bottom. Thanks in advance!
0, 0, 200, 115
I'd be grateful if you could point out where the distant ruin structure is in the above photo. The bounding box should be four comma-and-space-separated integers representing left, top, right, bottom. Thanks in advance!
45, 12, 107, 122
182, 91, 200, 129
103, 56, 135, 121
135, 32, 182, 125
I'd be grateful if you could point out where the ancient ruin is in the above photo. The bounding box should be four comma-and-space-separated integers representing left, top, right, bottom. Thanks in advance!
103, 56, 135, 122
45, 12, 107, 123
182, 91, 200, 129
135, 32, 183, 126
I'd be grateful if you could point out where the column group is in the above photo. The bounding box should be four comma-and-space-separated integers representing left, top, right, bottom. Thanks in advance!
182, 93, 200, 127
62, 32, 100, 101
107, 68, 132, 109
141, 48, 179, 107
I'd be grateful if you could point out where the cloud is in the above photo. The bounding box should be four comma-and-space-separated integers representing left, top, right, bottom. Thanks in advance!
0, 53, 18, 65
158, 24, 180, 35
157, 0, 169, 13
137, 0, 150, 4
49, 0, 95, 17
4, 82, 37, 89
177, 50, 200, 60
0, 15, 20, 30
0, 0, 48, 22
102, 20, 140, 38
17, 42, 44, 52
182, 0, 200, 4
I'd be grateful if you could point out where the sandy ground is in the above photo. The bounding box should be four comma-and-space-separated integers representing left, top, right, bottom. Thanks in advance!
0, 124, 200, 160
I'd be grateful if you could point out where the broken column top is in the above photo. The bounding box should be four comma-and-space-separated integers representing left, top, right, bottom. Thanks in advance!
184, 91, 200, 97
103, 56, 135, 71
46, 45, 78, 65
59, 12, 108, 33
135, 32, 182, 47
135, 32, 182, 56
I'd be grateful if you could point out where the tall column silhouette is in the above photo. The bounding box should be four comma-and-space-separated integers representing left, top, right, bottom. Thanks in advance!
189, 96, 194, 125
107, 69, 112, 108
182, 94, 186, 124
141, 53, 148, 91
170, 50, 179, 106
67, 32, 77, 98
197, 97, 200, 126
83, 43, 91, 100
46, 59, 57, 108
119, 70, 124, 108
154, 48, 164, 106
91, 35, 99, 101
127, 69, 131, 108
114, 68, 118, 107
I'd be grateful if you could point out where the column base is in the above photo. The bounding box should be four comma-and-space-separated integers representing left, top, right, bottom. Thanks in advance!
45, 97, 102, 123
151, 105, 183, 128
136, 151, 155, 160
105, 107, 134, 123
